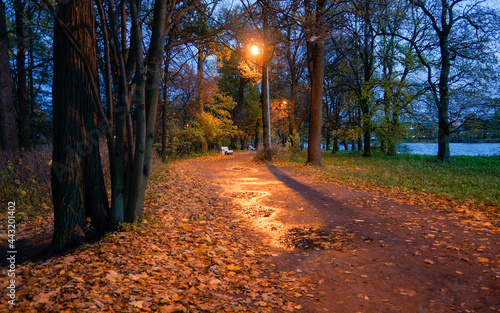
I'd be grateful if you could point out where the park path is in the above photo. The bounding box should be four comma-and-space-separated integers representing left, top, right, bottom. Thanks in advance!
186, 152, 500, 313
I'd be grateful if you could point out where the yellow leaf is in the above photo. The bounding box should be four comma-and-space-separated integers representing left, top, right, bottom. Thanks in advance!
477, 257, 491, 263
227, 264, 242, 272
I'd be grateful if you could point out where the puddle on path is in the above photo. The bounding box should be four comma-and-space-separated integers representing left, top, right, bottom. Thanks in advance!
231, 167, 258, 172
279, 226, 354, 250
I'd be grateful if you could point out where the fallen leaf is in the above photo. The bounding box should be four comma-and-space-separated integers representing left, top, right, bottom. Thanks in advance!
399, 289, 416, 297
477, 257, 491, 264
105, 270, 119, 281
226, 264, 242, 272
32, 292, 52, 305
208, 279, 221, 285
130, 300, 144, 308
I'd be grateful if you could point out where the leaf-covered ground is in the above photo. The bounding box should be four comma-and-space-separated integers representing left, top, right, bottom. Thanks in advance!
186, 153, 500, 312
2, 152, 500, 312
1, 160, 309, 312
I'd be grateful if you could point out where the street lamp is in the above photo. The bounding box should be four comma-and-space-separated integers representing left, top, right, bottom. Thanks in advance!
248, 43, 271, 151
249, 45, 260, 56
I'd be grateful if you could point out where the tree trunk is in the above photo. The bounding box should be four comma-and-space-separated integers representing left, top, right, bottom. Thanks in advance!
289, 84, 296, 142
28, 8, 34, 116
52, 0, 109, 251
363, 128, 371, 157
437, 33, 451, 162
254, 120, 260, 149
387, 111, 398, 156
197, 43, 208, 152
261, 5, 271, 157
306, 45, 325, 166
14, 0, 30, 148
105, 0, 129, 226
161, 37, 171, 160
362, 98, 371, 157
128, 0, 169, 221
324, 128, 330, 151
161, 92, 168, 160
437, 106, 450, 161
0, 0, 18, 150
360, 0, 374, 157
332, 137, 338, 153
305, 0, 326, 166
125, 0, 147, 222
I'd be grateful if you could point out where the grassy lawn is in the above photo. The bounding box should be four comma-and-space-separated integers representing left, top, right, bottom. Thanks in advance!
280, 151, 500, 207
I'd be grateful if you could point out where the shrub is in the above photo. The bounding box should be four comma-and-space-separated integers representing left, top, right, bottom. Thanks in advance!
253, 146, 283, 162
0, 146, 52, 214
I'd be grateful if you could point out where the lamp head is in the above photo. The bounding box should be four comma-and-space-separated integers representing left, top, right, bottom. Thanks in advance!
249, 45, 260, 56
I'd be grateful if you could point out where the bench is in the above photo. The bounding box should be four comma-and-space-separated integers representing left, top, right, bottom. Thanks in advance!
220, 146, 233, 155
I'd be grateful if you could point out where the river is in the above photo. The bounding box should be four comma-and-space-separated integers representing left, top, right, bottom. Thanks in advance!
403, 143, 500, 156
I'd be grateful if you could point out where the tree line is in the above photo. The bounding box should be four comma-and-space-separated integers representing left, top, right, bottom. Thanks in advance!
0, 0, 498, 250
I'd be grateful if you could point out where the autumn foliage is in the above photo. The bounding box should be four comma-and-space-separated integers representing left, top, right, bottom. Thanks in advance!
0, 158, 308, 312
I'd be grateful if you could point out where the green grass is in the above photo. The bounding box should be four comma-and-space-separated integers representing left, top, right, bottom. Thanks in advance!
164, 150, 221, 162
281, 151, 500, 207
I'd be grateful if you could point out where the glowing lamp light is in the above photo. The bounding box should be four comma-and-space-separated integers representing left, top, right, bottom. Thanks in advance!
249, 45, 260, 56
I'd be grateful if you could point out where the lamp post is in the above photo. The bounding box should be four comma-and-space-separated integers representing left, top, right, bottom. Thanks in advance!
249, 41, 271, 153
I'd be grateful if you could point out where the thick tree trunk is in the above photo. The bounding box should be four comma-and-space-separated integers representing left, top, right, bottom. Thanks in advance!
307, 43, 324, 166
0, 0, 18, 150
14, 0, 30, 148
52, 0, 109, 251
305, 40, 325, 166
305, 0, 326, 166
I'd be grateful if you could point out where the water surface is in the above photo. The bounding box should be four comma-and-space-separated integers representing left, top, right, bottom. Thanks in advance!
403, 143, 500, 156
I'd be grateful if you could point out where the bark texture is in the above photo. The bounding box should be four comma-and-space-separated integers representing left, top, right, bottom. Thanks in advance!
305, 0, 326, 166
0, 0, 18, 150
52, 0, 109, 251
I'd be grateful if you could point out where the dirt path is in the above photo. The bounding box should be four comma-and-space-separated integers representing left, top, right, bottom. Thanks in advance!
187, 152, 500, 313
